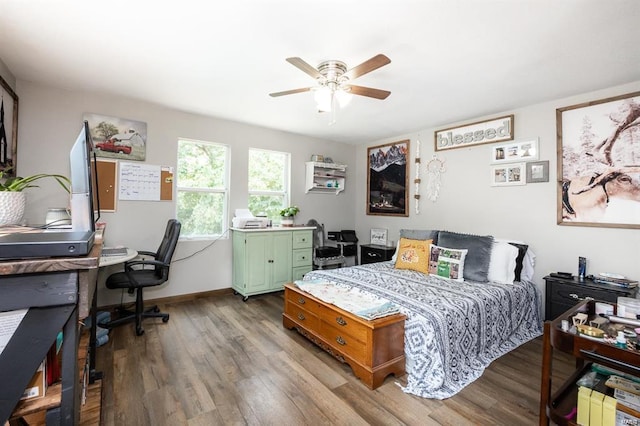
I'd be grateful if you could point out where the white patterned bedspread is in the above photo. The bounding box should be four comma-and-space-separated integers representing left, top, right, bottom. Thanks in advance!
304, 262, 543, 399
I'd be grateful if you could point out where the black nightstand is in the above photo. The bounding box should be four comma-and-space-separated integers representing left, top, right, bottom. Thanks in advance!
360, 244, 395, 265
544, 275, 637, 321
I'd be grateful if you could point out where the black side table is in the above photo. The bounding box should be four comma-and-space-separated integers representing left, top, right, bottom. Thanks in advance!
544, 275, 637, 321
360, 244, 395, 265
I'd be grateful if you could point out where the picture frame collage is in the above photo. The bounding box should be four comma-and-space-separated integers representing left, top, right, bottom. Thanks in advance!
490, 138, 549, 186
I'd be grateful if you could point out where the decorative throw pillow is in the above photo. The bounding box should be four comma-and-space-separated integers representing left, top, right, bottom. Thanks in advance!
487, 240, 519, 284
437, 231, 493, 282
394, 238, 432, 274
428, 244, 467, 281
392, 229, 439, 262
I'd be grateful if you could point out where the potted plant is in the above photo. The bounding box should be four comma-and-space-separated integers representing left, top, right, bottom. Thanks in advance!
0, 169, 71, 226
279, 205, 300, 227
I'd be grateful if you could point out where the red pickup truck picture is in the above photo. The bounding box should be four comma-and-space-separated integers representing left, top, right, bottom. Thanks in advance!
95, 139, 132, 154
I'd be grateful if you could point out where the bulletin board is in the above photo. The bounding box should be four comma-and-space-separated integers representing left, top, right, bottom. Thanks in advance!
95, 159, 117, 211
118, 162, 173, 201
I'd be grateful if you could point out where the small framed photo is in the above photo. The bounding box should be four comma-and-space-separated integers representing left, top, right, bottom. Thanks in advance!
526, 160, 549, 183
370, 228, 388, 245
491, 138, 539, 163
490, 163, 526, 186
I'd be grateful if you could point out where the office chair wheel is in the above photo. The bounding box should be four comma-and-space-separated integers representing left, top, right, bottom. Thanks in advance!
136, 326, 145, 336
162, 314, 170, 323
153, 306, 160, 313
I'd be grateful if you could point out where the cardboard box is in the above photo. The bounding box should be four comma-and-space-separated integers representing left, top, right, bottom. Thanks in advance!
614, 388, 640, 412
20, 360, 46, 400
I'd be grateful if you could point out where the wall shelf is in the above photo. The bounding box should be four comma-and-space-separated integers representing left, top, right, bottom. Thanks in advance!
305, 162, 346, 195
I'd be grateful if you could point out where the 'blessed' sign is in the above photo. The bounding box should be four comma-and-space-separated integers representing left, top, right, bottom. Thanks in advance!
434, 115, 514, 151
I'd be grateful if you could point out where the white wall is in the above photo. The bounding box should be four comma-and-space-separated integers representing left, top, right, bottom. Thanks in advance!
15, 81, 356, 307
355, 81, 640, 307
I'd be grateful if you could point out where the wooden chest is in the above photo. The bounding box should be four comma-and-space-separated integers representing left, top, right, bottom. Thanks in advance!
282, 283, 406, 389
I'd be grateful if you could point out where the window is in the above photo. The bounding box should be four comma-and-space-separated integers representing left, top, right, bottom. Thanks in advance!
248, 148, 290, 221
176, 139, 229, 238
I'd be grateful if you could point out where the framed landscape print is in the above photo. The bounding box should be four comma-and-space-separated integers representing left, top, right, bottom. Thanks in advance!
557, 91, 640, 229
367, 140, 409, 216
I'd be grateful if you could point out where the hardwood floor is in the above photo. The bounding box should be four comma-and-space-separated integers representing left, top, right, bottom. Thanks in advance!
95, 291, 574, 425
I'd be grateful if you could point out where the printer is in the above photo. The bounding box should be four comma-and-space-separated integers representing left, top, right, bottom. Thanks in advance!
231, 209, 270, 229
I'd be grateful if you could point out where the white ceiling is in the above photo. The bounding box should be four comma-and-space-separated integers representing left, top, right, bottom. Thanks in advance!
1, 0, 639, 144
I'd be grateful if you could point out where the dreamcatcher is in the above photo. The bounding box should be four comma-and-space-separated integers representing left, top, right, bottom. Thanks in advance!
425, 154, 446, 202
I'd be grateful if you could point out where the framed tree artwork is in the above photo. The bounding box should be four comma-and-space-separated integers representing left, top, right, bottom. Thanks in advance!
367, 140, 409, 216
0, 75, 18, 177
557, 91, 640, 229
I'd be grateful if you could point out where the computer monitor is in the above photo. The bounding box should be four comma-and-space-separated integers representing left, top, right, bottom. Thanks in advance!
69, 120, 100, 232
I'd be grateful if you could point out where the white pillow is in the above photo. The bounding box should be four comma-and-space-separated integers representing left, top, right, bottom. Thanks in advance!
521, 248, 536, 282
487, 240, 519, 284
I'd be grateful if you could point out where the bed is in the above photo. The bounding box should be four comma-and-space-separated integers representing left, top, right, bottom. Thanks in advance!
301, 230, 543, 399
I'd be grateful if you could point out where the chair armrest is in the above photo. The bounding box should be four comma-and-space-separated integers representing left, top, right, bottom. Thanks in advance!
137, 250, 157, 257
125, 259, 170, 271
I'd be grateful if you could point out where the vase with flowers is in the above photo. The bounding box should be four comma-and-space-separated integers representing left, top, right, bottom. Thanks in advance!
279, 205, 299, 227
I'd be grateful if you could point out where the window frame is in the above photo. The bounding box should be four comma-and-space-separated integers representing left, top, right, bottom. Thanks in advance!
247, 147, 291, 216
176, 138, 230, 240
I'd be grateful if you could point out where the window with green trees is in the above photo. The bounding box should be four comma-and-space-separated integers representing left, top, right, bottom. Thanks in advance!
176, 139, 229, 238
248, 148, 290, 221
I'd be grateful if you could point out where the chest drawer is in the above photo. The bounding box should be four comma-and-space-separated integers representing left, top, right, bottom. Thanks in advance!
292, 248, 312, 267
284, 300, 319, 330
285, 286, 322, 316
544, 276, 637, 320
293, 231, 313, 249
319, 321, 368, 361
360, 244, 395, 265
318, 304, 369, 343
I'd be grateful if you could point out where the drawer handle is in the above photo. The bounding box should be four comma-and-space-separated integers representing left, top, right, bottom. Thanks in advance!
297, 313, 305, 321
336, 317, 347, 326
298, 297, 305, 305
367, 252, 380, 258
569, 293, 595, 301
336, 336, 346, 346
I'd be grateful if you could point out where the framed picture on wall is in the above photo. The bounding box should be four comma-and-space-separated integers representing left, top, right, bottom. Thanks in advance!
367, 140, 410, 216
83, 113, 147, 161
490, 163, 526, 186
557, 91, 640, 229
0, 75, 19, 177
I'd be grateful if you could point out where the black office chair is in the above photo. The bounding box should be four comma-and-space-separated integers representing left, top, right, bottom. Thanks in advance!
101, 219, 181, 336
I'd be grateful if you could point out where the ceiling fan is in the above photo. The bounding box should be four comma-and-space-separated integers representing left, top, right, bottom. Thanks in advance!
269, 54, 391, 113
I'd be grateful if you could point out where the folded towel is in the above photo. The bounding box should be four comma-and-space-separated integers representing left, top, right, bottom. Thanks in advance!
296, 280, 400, 320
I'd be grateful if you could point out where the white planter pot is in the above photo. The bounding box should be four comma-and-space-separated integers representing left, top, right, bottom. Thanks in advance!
281, 217, 294, 227
0, 192, 26, 226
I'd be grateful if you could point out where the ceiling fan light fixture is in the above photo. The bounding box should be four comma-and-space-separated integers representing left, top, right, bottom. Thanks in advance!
335, 88, 352, 108
314, 86, 333, 112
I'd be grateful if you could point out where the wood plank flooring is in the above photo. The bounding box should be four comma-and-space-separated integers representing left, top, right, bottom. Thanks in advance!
95, 290, 574, 425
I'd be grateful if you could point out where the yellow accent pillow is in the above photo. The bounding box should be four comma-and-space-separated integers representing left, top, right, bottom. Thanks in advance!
394, 237, 432, 274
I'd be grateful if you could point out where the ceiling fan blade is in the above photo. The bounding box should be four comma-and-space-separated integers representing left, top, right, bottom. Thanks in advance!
343, 54, 391, 80
269, 87, 312, 97
347, 85, 391, 100
286, 57, 323, 80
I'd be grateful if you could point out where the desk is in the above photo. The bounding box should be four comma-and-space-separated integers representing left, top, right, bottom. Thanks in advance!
99, 247, 138, 267
0, 228, 103, 425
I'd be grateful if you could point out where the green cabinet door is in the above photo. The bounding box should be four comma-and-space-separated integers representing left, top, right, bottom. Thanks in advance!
245, 232, 271, 294
270, 231, 293, 290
